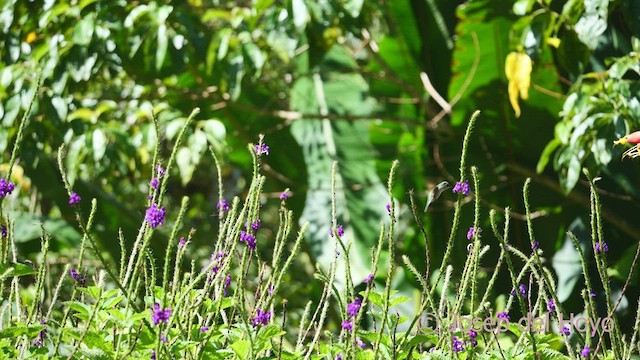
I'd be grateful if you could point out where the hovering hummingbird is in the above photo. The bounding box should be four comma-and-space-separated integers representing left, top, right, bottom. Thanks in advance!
424, 181, 451, 212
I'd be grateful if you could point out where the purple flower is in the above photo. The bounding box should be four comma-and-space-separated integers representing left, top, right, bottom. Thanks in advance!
178, 237, 186, 247
330, 225, 344, 238
532, 240, 539, 250
254, 143, 270, 156
356, 338, 366, 349
70, 268, 79, 281
335, 355, 343, 360
347, 298, 362, 317
452, 336, 464, 352
150, 178, 159, 190
223, 274, 231, 296
589, 291, 597, 297
0, 178, 15, 198
70, 268, 85, 286
150, 303, 171, 325
561, 326, 571, 336
595, 242, 608, 253
341, 319, 353, 332
252, 308, 271, 327
250, 220, 261, 231
468, 329, 477, 339
497, 311, 510, 321
467, 226, 481, 240
160, 333, 167, 343
145, 204, 166, 228
279, 190, 290, 200
470, 338, 478, 347
386, 203, 391, 214
452, 180, 470, 196
217, 199, 229, 212
581, 345, 590, 358
200, 326, 209, 332
151, 350, 156, 360
519, 284, 527, 296
364, 273, 374, 284
34, 320, 47, 347
156, 164, 166, 178
547, 299, 556, 312
240, 230, 256, 250
69, 192, 81, 206
0, 225, 6, 239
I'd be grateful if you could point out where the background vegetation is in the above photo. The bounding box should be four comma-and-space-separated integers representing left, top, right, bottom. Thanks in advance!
1, 0, 639, 348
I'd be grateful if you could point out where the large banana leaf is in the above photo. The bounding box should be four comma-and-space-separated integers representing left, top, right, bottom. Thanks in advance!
290, 45, 389, 287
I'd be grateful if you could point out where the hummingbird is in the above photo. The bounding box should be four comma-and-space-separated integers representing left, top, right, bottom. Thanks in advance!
424, 181, 451, 212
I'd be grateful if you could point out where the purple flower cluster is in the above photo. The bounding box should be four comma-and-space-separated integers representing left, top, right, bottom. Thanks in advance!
561, 326, 571, 336
497, 311, 510, 321
254, 143, 270, 156
330, 225, 344, 238
205, 251, 225, 274
145, 204, 166, 228
69, 192, 81, 206
250, 220, 261, 231
240, 230, 256, 250
581, 345, 590, 358
280, 190, 290, 200
595, 241, 608, 253
452, 180, 470, 196
468, 329, 478, 346
217, 199, 229, 213
364, 273, 374, 284
0, 225, 6, 239
452, 336, 464, 352
178, 237, 186, 247
150, 303, 171, 325
386, 203, 391, 214
532, 240, 539, 250
341, 319, 352, 332
252, 308, 271, 327
547, 299, 555, 312
347, 298, 362, 317
70, 268, 86, 286
466, 226, 481, 240
150, 164, 165, 190
519, 284, 527, 296
0, 179, 15, 198
200, 326, 209, 332
356, 338, 366, 349
34, 320, 47, 347
224, 274, 231, 296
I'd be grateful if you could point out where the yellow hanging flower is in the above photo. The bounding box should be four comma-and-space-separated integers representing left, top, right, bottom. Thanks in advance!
25, 32, 37, 44
505, 52, 532, 118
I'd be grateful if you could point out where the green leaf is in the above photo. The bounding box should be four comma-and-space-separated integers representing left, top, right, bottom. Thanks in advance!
156, 23, 168, 71
0, 325, 45, 339
231, 339, 250, 358
291, 0, 308, 29
92, 129, 107, 162
290, 49, 388, 289
551, 218, 588, 302
0, 262, 37, 278
537, 139, 560, 173
73, 15, 95, 46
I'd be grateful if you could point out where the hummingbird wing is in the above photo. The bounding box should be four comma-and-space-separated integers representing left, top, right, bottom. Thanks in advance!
424, 181, 450, 212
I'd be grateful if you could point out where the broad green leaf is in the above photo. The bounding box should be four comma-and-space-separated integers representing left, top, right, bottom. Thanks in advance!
0, 325, 45, 339
231, 339, 250, 358
551, 218, 588, 302
0, 262, 36, 278
156, 23, 168, 71
73, 15, 95, 46
92, 129, 107, 162
290, 46, 388, 289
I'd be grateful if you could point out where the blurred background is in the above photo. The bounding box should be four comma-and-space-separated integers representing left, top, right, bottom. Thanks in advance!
1, 0, 639, 335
